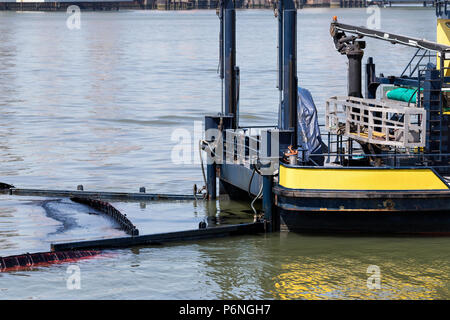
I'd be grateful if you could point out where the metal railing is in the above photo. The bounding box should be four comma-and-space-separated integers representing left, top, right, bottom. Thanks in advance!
221, 127, 282, 167
326, 96, 427, 148
401, 48, 434, 78
208, 124, 450, 172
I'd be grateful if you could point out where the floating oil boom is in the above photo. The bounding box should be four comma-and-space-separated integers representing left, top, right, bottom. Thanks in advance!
0, 186, 266, 270
202, 0, 450, 234
0, 250, 100, 272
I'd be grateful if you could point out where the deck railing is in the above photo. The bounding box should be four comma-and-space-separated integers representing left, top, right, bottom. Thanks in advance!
326, 96, 427, 148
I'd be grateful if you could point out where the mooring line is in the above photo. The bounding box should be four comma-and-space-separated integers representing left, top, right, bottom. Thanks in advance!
70, 197, 139, 236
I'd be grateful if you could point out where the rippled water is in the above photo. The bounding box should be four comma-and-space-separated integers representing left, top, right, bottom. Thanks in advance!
1, 8, 450, 299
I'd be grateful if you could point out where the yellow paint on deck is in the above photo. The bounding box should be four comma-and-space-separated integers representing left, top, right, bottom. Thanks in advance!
279, 165, 449, 190
437, 19, 450, 76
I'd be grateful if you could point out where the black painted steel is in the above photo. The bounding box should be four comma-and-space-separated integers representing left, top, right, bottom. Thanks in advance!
347, 47, 364, 98
279, 0, 298, 147
0, 182, 14, 189
279, 208, 450, 235
365, 57, 378, 99
224, 0, 237, 129
274, 183, 450, 234
51, 222, 265, 251
2, 187, 198, 201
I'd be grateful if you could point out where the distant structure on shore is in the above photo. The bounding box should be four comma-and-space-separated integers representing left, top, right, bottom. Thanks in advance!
0, 0, 436, 11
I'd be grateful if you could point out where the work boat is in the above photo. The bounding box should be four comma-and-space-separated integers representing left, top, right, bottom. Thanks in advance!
202, 0, 450, 235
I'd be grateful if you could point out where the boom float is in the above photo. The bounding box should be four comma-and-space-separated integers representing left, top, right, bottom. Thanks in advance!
0, 250, 100, 272
70, 197, 139, 236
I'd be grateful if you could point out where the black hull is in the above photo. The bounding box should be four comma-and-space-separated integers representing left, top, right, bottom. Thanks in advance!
279, 209, 450, 235
219, 166, 450, 235
275, 186, 450, 235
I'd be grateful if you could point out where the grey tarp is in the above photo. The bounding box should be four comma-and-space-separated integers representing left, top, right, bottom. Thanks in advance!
297, 87, 325, 165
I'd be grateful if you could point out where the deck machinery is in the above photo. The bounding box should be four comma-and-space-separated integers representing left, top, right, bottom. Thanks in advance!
203, 0, 450, 234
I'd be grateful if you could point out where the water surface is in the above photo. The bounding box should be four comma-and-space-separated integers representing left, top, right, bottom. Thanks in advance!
1, 8, 449, 299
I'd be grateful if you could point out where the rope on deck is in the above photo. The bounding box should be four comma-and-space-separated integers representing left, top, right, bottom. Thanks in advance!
70, 197, 139, 236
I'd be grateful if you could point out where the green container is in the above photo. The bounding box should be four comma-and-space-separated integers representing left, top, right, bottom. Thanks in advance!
386, 87, 419, 104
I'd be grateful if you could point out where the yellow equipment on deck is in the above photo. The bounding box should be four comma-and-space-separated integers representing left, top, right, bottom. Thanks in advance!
437, 18, 450, 76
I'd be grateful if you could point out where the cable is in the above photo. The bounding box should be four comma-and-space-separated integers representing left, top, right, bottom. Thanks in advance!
199, 139, 219, 199
251, 180, 264, 217
248, 167, 256, 197
408, 88, 420, 107
247, 164, 263, 197
199, 140, 208, 197
248, 164, 264, 217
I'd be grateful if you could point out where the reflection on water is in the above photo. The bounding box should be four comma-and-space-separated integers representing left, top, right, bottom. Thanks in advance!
0, 226, 449, 299
267, 234, 450, 300
1, 8, 450, 299
273, 257, 446, 300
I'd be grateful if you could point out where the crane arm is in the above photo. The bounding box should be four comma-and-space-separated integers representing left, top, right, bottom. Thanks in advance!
331, 21, 450, 54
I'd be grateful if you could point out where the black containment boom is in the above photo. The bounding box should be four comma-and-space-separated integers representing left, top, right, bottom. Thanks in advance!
71, 197, 139, 236
52, 222, 265, 251
1, 250, 100, 272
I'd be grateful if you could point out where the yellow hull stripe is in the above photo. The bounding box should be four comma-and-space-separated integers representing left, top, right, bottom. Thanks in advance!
279, 166, 449, 191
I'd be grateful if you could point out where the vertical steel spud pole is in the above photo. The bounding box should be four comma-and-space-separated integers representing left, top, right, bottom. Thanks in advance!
280, 0, 298, 148
224, 0, 237, 129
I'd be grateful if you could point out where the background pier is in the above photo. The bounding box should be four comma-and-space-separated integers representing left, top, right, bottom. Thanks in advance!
0, 0, 439, 11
